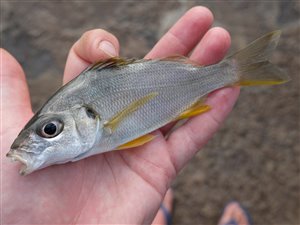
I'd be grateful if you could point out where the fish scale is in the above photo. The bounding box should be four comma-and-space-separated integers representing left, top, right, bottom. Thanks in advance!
93, 64, 238, 150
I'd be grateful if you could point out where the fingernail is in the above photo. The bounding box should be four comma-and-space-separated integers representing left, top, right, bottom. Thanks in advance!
99, 41, 117, 57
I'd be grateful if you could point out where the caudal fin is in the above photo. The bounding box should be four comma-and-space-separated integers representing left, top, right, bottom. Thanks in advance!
228, 30, 290, 86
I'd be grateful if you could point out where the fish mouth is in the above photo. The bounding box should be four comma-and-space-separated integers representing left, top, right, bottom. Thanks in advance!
6, 151, 32, 175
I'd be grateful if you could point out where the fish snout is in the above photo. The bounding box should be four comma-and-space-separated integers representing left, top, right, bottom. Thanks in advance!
10, 137, 23, 150
6, 149, 34, 175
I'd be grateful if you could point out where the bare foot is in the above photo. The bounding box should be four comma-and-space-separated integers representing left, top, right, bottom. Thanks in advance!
151, 189, 173, 225
218, 202, 251, 225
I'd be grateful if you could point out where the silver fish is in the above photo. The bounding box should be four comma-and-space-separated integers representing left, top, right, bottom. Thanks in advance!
7, 31, 289, 175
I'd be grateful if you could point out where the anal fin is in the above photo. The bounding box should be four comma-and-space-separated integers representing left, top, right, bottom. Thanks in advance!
116, 134, 156, 150
176, 103, 211, 120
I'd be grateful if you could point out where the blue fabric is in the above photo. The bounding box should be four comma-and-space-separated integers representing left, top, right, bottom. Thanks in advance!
160, 204, 172, 225
221, 201, 253, 225
223, 219, 239, 225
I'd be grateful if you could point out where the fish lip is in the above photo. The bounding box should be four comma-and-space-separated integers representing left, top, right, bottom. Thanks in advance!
6, 151, 31, 175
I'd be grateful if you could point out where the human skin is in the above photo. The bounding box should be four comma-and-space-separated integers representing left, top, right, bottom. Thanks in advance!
1, 6, 239, 224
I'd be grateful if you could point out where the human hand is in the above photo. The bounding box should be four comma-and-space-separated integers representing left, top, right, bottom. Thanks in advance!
1, 7, 239, 224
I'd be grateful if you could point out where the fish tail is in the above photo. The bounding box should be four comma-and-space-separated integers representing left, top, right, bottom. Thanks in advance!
228, 30, 290, 86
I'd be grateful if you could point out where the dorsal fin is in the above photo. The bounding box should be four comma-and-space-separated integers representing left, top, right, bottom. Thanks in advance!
86, 57, 143, 72
159, 55, 201, 67
84, 55, 201, 73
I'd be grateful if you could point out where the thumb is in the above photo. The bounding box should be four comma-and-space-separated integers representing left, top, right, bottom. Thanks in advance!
1, 49, 33, 144
63, 29, 119, 84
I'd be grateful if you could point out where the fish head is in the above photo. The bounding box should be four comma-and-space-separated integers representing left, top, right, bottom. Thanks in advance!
7, 105, 102, 175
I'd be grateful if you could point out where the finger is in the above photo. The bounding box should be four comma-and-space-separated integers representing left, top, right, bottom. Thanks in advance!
166, 28, 239, 172
145, 6, 213, 59
160, 27, 231, 136
146, 6, 213, 135
63, 29, 119, 84
0, 49, 33, 142
190, 27, 231, 64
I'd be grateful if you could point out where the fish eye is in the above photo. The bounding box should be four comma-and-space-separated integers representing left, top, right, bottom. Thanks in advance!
38, 120, 63, 138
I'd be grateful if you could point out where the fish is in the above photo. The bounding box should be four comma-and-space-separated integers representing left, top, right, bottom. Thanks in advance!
6, 30, 289, 175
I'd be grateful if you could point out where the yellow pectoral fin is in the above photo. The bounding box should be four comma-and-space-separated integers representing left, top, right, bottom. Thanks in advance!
176, 104, 211, 120
117, 134, 156, 150
104, 92, 158, 133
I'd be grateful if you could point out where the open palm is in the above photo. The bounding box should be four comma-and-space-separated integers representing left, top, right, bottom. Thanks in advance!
2, 7, 239, 224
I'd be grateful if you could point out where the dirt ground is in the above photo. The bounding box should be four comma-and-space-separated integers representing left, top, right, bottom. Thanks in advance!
2, 1, 299, 224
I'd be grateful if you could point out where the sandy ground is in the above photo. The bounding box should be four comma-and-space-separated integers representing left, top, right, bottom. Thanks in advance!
2, 1, 299, 224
